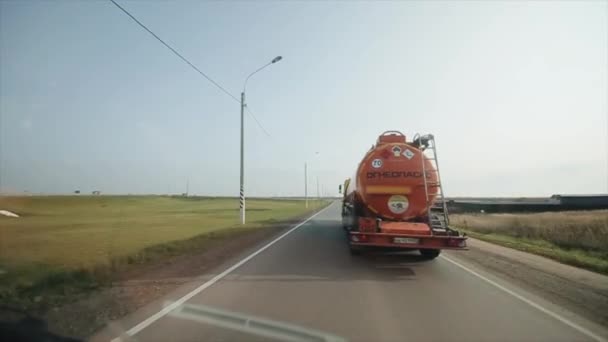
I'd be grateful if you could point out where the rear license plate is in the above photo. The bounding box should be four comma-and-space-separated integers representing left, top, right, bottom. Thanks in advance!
393, 237, 419, 244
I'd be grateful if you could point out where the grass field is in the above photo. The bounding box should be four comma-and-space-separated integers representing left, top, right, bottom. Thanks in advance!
0, 195, 328, 309
451, 210, 608, 274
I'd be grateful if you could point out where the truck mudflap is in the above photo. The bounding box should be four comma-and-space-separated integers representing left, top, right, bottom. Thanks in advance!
349, 231, 467, 250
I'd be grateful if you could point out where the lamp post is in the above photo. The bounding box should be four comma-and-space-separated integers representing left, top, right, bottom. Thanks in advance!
240, 56, 282, 224
304, 162, 308, 208
305, 152, 319, 208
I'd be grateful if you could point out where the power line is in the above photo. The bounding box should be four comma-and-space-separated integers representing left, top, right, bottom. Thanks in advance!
109, 0, 239, 103
109, 0, 273, 138
246, 107, 271, 138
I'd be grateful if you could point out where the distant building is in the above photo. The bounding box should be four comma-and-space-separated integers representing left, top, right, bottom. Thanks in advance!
551, 194, 608, 209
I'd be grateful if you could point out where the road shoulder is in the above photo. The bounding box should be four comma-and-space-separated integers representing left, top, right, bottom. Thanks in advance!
448, 238, 608, 328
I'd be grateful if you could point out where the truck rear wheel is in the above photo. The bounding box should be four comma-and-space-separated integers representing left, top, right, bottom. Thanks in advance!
419, 249, 440, 259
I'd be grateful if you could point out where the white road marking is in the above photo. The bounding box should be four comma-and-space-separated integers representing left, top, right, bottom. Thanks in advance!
169, 303, 346, 342
111, 203, 334, 342
441, 255, 606, 342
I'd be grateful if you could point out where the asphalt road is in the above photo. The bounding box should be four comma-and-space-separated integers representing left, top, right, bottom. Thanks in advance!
105, 202, 608, 342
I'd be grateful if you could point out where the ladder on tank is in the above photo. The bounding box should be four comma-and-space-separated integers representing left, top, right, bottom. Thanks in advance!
413, 134, 449, 234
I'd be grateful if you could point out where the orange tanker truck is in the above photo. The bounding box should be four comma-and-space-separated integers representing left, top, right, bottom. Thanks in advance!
340, 131, 467, 258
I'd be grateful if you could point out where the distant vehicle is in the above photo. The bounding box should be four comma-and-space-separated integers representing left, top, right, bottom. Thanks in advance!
340, 131, 467, 258
92, 191, 101, 195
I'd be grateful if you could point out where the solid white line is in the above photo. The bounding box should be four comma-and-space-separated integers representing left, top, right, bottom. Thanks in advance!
111, 203, 334, 342
440, 255, 606, 342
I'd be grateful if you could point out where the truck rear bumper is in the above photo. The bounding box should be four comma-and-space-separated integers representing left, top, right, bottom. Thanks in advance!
349, 231, 467, 250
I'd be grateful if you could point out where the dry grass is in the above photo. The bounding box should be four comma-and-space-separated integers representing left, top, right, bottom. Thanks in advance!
451, 210, 608, 274
451, 210, 608, 252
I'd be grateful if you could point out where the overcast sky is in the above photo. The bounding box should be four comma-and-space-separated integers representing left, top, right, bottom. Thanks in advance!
1, 1, 606, 197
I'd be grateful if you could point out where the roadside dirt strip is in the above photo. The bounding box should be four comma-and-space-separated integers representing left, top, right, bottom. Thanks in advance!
446, 238, 608, 328
45, 207, 331, 339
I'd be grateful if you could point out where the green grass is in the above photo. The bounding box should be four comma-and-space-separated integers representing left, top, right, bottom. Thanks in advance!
0, 196, 326, 267
0, 195, 329, 311
452, 211, 608, 275
460, 230, 608, 275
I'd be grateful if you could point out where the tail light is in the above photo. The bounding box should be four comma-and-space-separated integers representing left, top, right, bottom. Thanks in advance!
351, 234, 369, 242
447, 238, 466, 248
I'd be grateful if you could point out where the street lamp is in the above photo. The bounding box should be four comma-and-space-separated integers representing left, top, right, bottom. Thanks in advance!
305, 152, 319, 208
240, 56, 282, 224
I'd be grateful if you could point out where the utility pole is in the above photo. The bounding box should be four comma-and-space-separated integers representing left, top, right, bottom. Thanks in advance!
304, 152, 319, 208
304, 162, 308, 208
316, 176, 320, 201
240, 91, 245, 224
